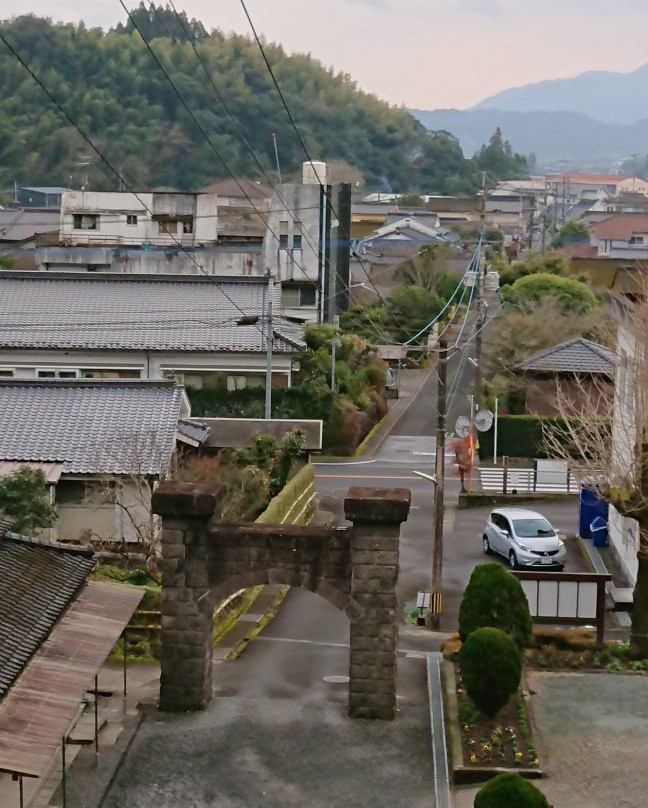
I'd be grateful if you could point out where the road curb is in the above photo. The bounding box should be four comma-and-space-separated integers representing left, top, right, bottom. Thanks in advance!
357, 363, 438, 459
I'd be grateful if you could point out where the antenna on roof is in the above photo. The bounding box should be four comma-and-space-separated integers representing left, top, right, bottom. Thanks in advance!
272, 133, 282, 184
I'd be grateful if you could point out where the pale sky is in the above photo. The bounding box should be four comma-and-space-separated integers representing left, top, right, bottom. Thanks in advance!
2, 0, 648, 109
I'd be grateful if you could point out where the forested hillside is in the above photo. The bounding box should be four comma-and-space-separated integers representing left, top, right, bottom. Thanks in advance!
0, 5, 479, 193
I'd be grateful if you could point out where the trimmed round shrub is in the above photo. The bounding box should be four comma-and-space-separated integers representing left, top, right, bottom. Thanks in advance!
459, 563, 532, 648
460, 627, 522, 718
474, 772, 551, 808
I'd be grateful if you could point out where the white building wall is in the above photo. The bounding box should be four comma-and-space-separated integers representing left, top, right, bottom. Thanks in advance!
262, 183, 322, 321
609, 322, 640, 584
60, 190, 219, 247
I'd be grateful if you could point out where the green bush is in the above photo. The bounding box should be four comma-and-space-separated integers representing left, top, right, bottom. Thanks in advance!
474, 772, 551, 807
460, 627, 522, 718
478, 414, 609, 460
459, 563, 532, 648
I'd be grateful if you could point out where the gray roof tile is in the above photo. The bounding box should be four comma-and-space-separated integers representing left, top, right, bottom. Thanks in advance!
0, 273, 304, 354
0, 534, 95, 699
0, 380, 184, 475
516, 338, 615, 375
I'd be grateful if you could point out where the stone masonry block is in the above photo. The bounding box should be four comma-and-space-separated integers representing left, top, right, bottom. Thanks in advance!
351, 535, 400, 552
344, 486, 411, 524
153, 480, 226, 518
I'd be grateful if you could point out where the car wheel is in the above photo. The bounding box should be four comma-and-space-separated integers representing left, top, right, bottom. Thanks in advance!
482, 535, 492, 555
508, 551, 518, 570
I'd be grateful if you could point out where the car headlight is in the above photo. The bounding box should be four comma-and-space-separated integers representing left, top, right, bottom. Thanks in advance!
558, 540, 565, 549
518, 543, 530, 552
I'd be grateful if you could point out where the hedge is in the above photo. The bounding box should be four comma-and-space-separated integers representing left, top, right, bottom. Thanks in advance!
478, 414, 609, 460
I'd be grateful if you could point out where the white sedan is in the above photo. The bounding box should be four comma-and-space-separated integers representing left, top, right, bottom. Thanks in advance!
482, 507, 566, 570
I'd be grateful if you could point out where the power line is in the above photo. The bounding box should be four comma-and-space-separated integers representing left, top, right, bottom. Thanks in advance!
119, 0, 326, 307
237, 0, 404, 329
0, 27, 273, 342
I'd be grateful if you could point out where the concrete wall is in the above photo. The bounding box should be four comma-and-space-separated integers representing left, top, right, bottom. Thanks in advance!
152, 482, 410, 718
60, 190, 219, 247
198, 418, 322, 450
36, 245, 264, 276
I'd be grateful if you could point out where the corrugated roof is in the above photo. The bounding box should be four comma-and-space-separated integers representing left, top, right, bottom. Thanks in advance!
0, 580, 142, 778
516, 338, 615, 376
0, 379, 184, 474
0, 272, 304, 354
0, 209, 60, 242
0, 534, 95, 701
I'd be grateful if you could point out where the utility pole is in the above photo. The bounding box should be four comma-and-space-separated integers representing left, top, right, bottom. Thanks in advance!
475, 172, 486, 410
540, 179, 548, 254
430, 336, 447, 629
265, 272, 273, 419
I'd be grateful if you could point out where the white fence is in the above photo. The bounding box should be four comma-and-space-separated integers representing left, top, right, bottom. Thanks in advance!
478, 460, 578, 494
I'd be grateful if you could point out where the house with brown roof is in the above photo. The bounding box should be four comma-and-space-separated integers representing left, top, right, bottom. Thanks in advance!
0, 525, 142, 807
589, 213, 648, 259
514, 338, 615, 416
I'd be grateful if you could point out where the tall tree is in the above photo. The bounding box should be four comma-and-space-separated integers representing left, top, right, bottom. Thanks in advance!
473, 127, 528, 181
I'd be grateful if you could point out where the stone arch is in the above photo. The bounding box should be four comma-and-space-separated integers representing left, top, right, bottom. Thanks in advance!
152, 482, 411, 720
203, 571, 358, 618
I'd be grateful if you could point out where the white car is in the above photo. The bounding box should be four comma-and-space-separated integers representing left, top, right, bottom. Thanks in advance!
482, 508, 566, 570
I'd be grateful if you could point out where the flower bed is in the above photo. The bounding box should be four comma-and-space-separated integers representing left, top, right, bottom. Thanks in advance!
456, 670, 539, 770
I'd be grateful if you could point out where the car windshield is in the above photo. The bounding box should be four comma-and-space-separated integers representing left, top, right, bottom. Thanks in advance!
512, 518, 555, 538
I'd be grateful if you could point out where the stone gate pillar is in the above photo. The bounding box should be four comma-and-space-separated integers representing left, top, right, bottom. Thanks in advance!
345, 487, 411, 720
152, 481, 225, 712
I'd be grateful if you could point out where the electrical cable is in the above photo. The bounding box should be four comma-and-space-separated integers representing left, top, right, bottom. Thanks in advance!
0, 28, 275, 343
237, 0, 410, 334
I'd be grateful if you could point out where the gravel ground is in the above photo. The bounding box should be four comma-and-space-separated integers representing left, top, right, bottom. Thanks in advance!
99, 695, 435, 808
527, 672, 648, 808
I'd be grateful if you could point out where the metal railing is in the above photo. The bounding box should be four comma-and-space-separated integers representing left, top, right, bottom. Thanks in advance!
478, 463, 578, 494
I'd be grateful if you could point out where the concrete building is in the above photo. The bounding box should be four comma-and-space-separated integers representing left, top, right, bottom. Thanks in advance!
59, 190, 220, 247
263, 162, 351, 322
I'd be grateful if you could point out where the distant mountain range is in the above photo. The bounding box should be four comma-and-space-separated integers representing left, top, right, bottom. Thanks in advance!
408, 108, 648, 163
410, 63, 648, 165
472, 63, 648, 125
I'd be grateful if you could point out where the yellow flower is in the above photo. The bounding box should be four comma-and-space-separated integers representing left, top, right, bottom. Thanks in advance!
470, 754, 477, 764
532, 758, 539, 766
514, 752, 523, 761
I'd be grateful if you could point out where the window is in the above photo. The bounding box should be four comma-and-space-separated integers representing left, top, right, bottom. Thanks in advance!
182, 219, 193, 234
126, 214, 138, 226
37, 369, 79, 379
293, 233, 303, 249
279, 234, 289, 250
629, 236, 644, 245
0, 369, 13, 378
159, 220, 177, 235
72, 214, 98, 230
282, 285, 317, 308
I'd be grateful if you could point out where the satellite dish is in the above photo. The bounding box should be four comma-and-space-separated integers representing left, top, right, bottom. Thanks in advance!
474, 410, 494, 432
455, 415, 471, 438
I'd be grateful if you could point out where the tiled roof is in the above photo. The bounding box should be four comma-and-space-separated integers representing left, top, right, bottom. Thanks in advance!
0, 380, 184, 474
516, 339, 615, 376
0, 273, 304, 354
177, 419, 210, 445
590, 214, 648, 240
0, 533, 95, 699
